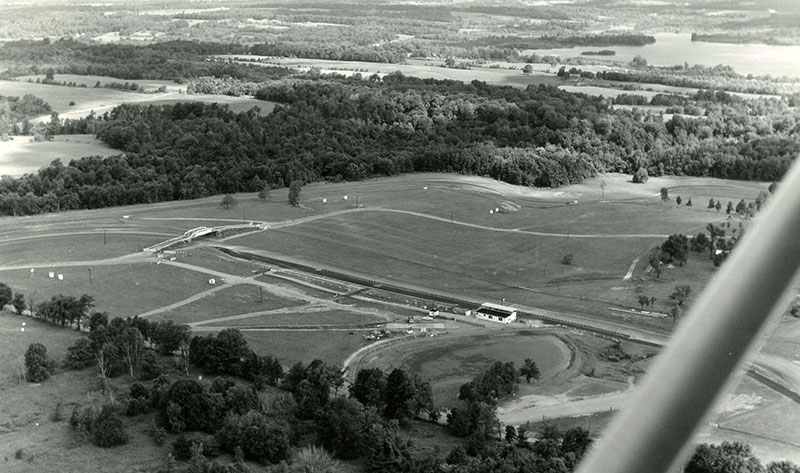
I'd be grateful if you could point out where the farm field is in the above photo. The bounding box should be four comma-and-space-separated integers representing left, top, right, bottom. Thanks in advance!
15, 74, 185, 92
0, 135, 119, 177
0, 79, 146, 115
0, 79, 277, 123
223, 55, 563, 88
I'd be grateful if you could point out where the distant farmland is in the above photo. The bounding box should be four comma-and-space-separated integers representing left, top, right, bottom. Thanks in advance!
0, 135, 118, 177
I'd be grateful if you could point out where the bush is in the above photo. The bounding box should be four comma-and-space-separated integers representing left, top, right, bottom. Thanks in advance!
217, 410, 290, 464
139, 350, 164, 380
173, 433, 220, 461
93, 404, 128, 447
65, 338, 95, 370
562, 254, 574, 265
25, 343, 54, 382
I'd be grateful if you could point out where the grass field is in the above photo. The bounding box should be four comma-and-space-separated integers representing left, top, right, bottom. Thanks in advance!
1, 78, 277, 123
0, 233, 165, 266
0, 79, 145, 115
242, 329, 366, 366
207, 309, 385, 327
364, 331, 572, 406
15, 74, 185, 93
0, 135, 118, 177
146, 283, 306, 325
0, 263, 210, 318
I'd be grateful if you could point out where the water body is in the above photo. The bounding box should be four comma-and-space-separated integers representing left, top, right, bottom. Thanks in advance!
524, 33, 800, 79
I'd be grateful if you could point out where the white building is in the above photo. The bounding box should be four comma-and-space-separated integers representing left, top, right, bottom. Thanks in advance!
475, 302, 517, 324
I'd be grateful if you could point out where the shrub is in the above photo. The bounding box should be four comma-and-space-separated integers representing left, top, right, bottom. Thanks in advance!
65, 338, 95, 370
93, 404, 128, 447
217, 410, 290, 464
562, 254, 574, 265
138, 350, 164, 380
25, 343, 54, 383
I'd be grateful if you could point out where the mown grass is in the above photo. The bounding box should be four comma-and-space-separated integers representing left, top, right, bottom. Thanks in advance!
0, 263, 210, 318
147, 283, 305, 325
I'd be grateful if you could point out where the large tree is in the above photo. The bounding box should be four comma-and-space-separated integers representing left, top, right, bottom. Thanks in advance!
288, 180, 302, 207
519, 358, 540, 383
0, 282, 12, 308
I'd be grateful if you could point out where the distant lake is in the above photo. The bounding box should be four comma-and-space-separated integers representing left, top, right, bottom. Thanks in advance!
523, 33, 800, 79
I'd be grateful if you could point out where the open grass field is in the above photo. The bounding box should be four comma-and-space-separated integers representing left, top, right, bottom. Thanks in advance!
0, 263, 210, 318
1, 78, 277, 123
242, 329, 366, 366
15, 74, 185, 93
364, 331, 572, 406
146, 282, 306, 325
207, 309, 385, 327
0, 233, 165, 266
0, 310, 82, 382
222, 55, 563, 88
0, 135, 118, 177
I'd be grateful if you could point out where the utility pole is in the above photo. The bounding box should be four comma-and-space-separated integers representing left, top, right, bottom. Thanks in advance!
243, 209, 246, 223
450, 211, 453, 223
88, 267, 92, 284
356, 195, 359, 208
104, 230, 107, 245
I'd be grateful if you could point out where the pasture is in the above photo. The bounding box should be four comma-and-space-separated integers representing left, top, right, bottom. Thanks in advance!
0, 79, 145, 116
0, 135, 119, 177
15, 74, 185, 93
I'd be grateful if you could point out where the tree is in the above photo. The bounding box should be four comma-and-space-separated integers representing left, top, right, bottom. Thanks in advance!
685, 442, 763, 473
660, 187, 669, 205
288, 180, 302, 207
505, 425, 517, 443
316, 397, 375, 460
0, 282, 11, 308
562, 254, 574, 265
120, 327, 145, 377
561, 427, 592, 461
519, 358, 540, 383
692, 232, 709, 252
735, 199, 747, 215
767, 461, 800, 473
444, 57, 456, 68
648, 249, 663, 279
12, 293, 26, 314
350, 368, 386, 409
707, 198, 715, 209
676, 196, 682, 205
706, 223, 724, 259
25, 342, 53, 382
632, 167, 649, 183
220, 194, 237, 210
726, 201, 734, 214
638, 295, 650, 310
93, 404, 128, 447
257, 186, 271, 200
661, 234, 689, 266
522, 64, 533, 75
715, 201, 722, 212
670, 285, 692, 306
686, 198, 693, 207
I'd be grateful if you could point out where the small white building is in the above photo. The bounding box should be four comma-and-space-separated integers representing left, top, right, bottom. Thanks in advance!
475, 302, 517, 324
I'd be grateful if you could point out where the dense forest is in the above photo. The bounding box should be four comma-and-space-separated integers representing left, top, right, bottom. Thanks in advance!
0, 71, 797, 216
0, 94, 51, 135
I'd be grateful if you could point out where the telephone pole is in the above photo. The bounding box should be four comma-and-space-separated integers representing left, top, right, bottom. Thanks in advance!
88, 267, 92, 284
104, 230, 107, 245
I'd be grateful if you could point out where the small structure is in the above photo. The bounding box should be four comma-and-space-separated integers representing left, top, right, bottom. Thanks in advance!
49, 272, 55, 278
343, 195, 348, 200
57, 274, 64, 281
475, 302, 517, 324
322, 198, 327, 203
208, 278, 216, 285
